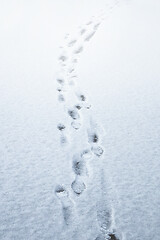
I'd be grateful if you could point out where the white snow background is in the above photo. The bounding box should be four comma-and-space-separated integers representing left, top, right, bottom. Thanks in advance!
0, 0, 160, 239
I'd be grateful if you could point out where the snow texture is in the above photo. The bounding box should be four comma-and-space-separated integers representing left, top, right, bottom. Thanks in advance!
0, 0, 160, 239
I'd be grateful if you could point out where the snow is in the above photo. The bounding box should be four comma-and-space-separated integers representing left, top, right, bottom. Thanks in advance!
0, 0, 160, 239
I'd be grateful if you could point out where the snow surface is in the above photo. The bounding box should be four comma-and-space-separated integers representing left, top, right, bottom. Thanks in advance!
0, 0, 160, 239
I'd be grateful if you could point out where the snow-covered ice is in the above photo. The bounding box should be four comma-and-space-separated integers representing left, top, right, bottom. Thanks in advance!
0, 0, 160, 239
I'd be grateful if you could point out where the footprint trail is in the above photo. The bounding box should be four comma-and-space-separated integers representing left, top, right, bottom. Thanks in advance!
55, 185, 75, 225
55, 0, 124, 238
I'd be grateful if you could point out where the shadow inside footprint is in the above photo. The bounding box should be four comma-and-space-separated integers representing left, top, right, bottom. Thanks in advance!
62, 205, 73, 225
80, 29, 86, 35
68, 109, 80, 120
71, 178, 86, 195
58, 94, 65, 102
84, 31, 96, 41
75, 104, 82, 110
68, 68, 75, 73
108, 233, 120, 240
86, 21, 92, 25
60, 135, 68, 145
69, 80, 75, 86
78, 94, 86, 102
71, 74, 77, 79
59, 55, 67, 62
74, 46, 83, 54
94, 22, 101, 30
84, 103, 91, 109
57, 123, 65, 131
55, 185, 74, 225
57, 87, 62, 92
72, 157, 86, 176
55, 185, 69, 198
72, 58, 78, 63
88, 133, 99, 143
57, 78, 65, 85
68, 39, 77, 47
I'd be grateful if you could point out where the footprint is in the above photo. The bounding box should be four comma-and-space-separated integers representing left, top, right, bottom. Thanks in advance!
58, 94, 65, 102
96, 232, 120, 240
71, 177, 86, 195
80, 28, 86, 35
68, 109, 80, 120
68, 80, 75, 86
62, 205, 74, 225
68, 39, 77, 47
72, 154, 86, 176
57, 78, 65, 85
72, 58, 78, 63
86, 21, 93, 25
55, 185, 74, 225
74, 46, 84, 54
108, 233, 120, 240
59, 55, 68, 62
88, 133, 99, 143
77, 93, 86, 102
94, 22, 101, 30
71, 120, 81, 130
60, 135, 68, 145
97, 207, 112, 232
68, 68, 75, 73
57, 85, 67, 92
55, 185, 69, 198
84, 102, 92, 109
61, 63, 66, 68
91, 145, 104, 157
64, 33, 69, 39
81, 149, 93, 160
84, 31, 96, 41
71, 74, 77, 79
75, 104, 82, 110
57, 87, 62, 92
57, 123, 66, 131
